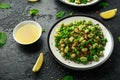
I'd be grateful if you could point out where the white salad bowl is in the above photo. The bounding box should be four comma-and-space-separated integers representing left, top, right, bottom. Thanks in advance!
48, 15, 114, 70
59, 0, 101, 7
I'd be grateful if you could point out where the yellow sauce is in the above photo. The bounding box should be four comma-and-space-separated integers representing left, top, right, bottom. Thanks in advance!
15, 24, 40, 44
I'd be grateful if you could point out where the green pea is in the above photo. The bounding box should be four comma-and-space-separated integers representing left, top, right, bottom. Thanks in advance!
85, 29, 89, 33
93, 43, 98, 48
90, 27, 96, 31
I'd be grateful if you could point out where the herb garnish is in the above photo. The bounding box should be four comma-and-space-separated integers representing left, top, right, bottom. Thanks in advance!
69, 12, 73, 16
29, 9, 39, 16
62, 75, 73, 80
42, 28, 45, 33
0, 32, 7, 48
0, 3, 11, 9
118, 36, 120, 42
56, 11, 65, 19
99, 2, 109, 8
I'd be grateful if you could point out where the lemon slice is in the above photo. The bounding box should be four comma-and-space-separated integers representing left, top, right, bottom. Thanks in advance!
28, 0, 38, 2
32, 52, 44, 72
100, 9, 117, 19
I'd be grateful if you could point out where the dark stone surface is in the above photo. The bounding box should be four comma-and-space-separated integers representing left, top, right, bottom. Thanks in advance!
0, 0, 120, 80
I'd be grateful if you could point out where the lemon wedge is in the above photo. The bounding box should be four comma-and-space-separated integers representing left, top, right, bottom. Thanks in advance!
28, 0, 38, 2
100, 9, 117, 19
32, 52, 44, 72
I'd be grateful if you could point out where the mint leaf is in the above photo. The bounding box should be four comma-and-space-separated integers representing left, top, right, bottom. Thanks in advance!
42, 28, 45, 33
0, 3, 11, 9
29, 9, 39, 16
62, 75, 73, 80
99, 2, 109, 8
56, 11, 65, 19
118, 36, 120, 42
69, 12, 73, 16
0, 32, 7, 48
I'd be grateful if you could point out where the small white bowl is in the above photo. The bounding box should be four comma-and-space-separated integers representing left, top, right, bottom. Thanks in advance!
48, 15, 114, 70
13, 21, 42, 45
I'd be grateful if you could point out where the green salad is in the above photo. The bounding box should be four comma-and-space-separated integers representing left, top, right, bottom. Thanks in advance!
67, 0, 93, 4
54, 20, 107, 64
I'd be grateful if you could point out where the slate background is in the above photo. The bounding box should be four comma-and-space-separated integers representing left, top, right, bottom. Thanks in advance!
0, 0, 120, 80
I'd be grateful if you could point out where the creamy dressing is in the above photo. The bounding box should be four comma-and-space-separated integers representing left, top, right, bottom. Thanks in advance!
15, 24, 40, 44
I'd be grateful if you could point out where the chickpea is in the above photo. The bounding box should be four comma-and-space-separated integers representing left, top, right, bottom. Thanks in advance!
71, 54, 76, 58
93, 55, 99, 61
79, 37, 84, 42
78, 25, 83, 30
59, 39, 64, 44
69, 36, 74, 42
80, 57, 88, 64
74, 28, 79, 33
60, 48, 64, 51
64, 46, 69, 53
81, 48, 88, 52
61, 52, 65, 56
75, 0, 80, 4
60, 44, 65, 47
72, 43, 77, 47
99, 51, 104, 57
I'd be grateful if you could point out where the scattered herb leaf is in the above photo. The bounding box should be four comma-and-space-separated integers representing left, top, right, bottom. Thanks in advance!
99, 2, 109, 8
118, 36, 120, 42
0, 32, 7, 48
56, 11, 65, 19
29, 9, 39, 16
42, 28, 45, 33
69, 12, 73, 16
0, 3, 11, 9
62, 75, 73, 80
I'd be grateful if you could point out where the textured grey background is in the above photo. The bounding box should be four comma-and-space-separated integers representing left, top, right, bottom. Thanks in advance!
0, 0, 120, 80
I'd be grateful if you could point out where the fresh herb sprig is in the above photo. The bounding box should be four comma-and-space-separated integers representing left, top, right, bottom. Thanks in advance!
0, 3, 11, 9
56, 11, 74, 19
69, 12, 73, 16
56, 11, 65, 19
29, 9, 39, 16
118, 36, 120, 42
42, 28, 45, 33
0, 32, 7, 48
99, 2, 109, 8
62, 75, 73, 80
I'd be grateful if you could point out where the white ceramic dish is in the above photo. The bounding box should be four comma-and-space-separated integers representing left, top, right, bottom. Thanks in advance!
59, 0, 100, 7
13, 20, 42, 45
48, 15, 114, 70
